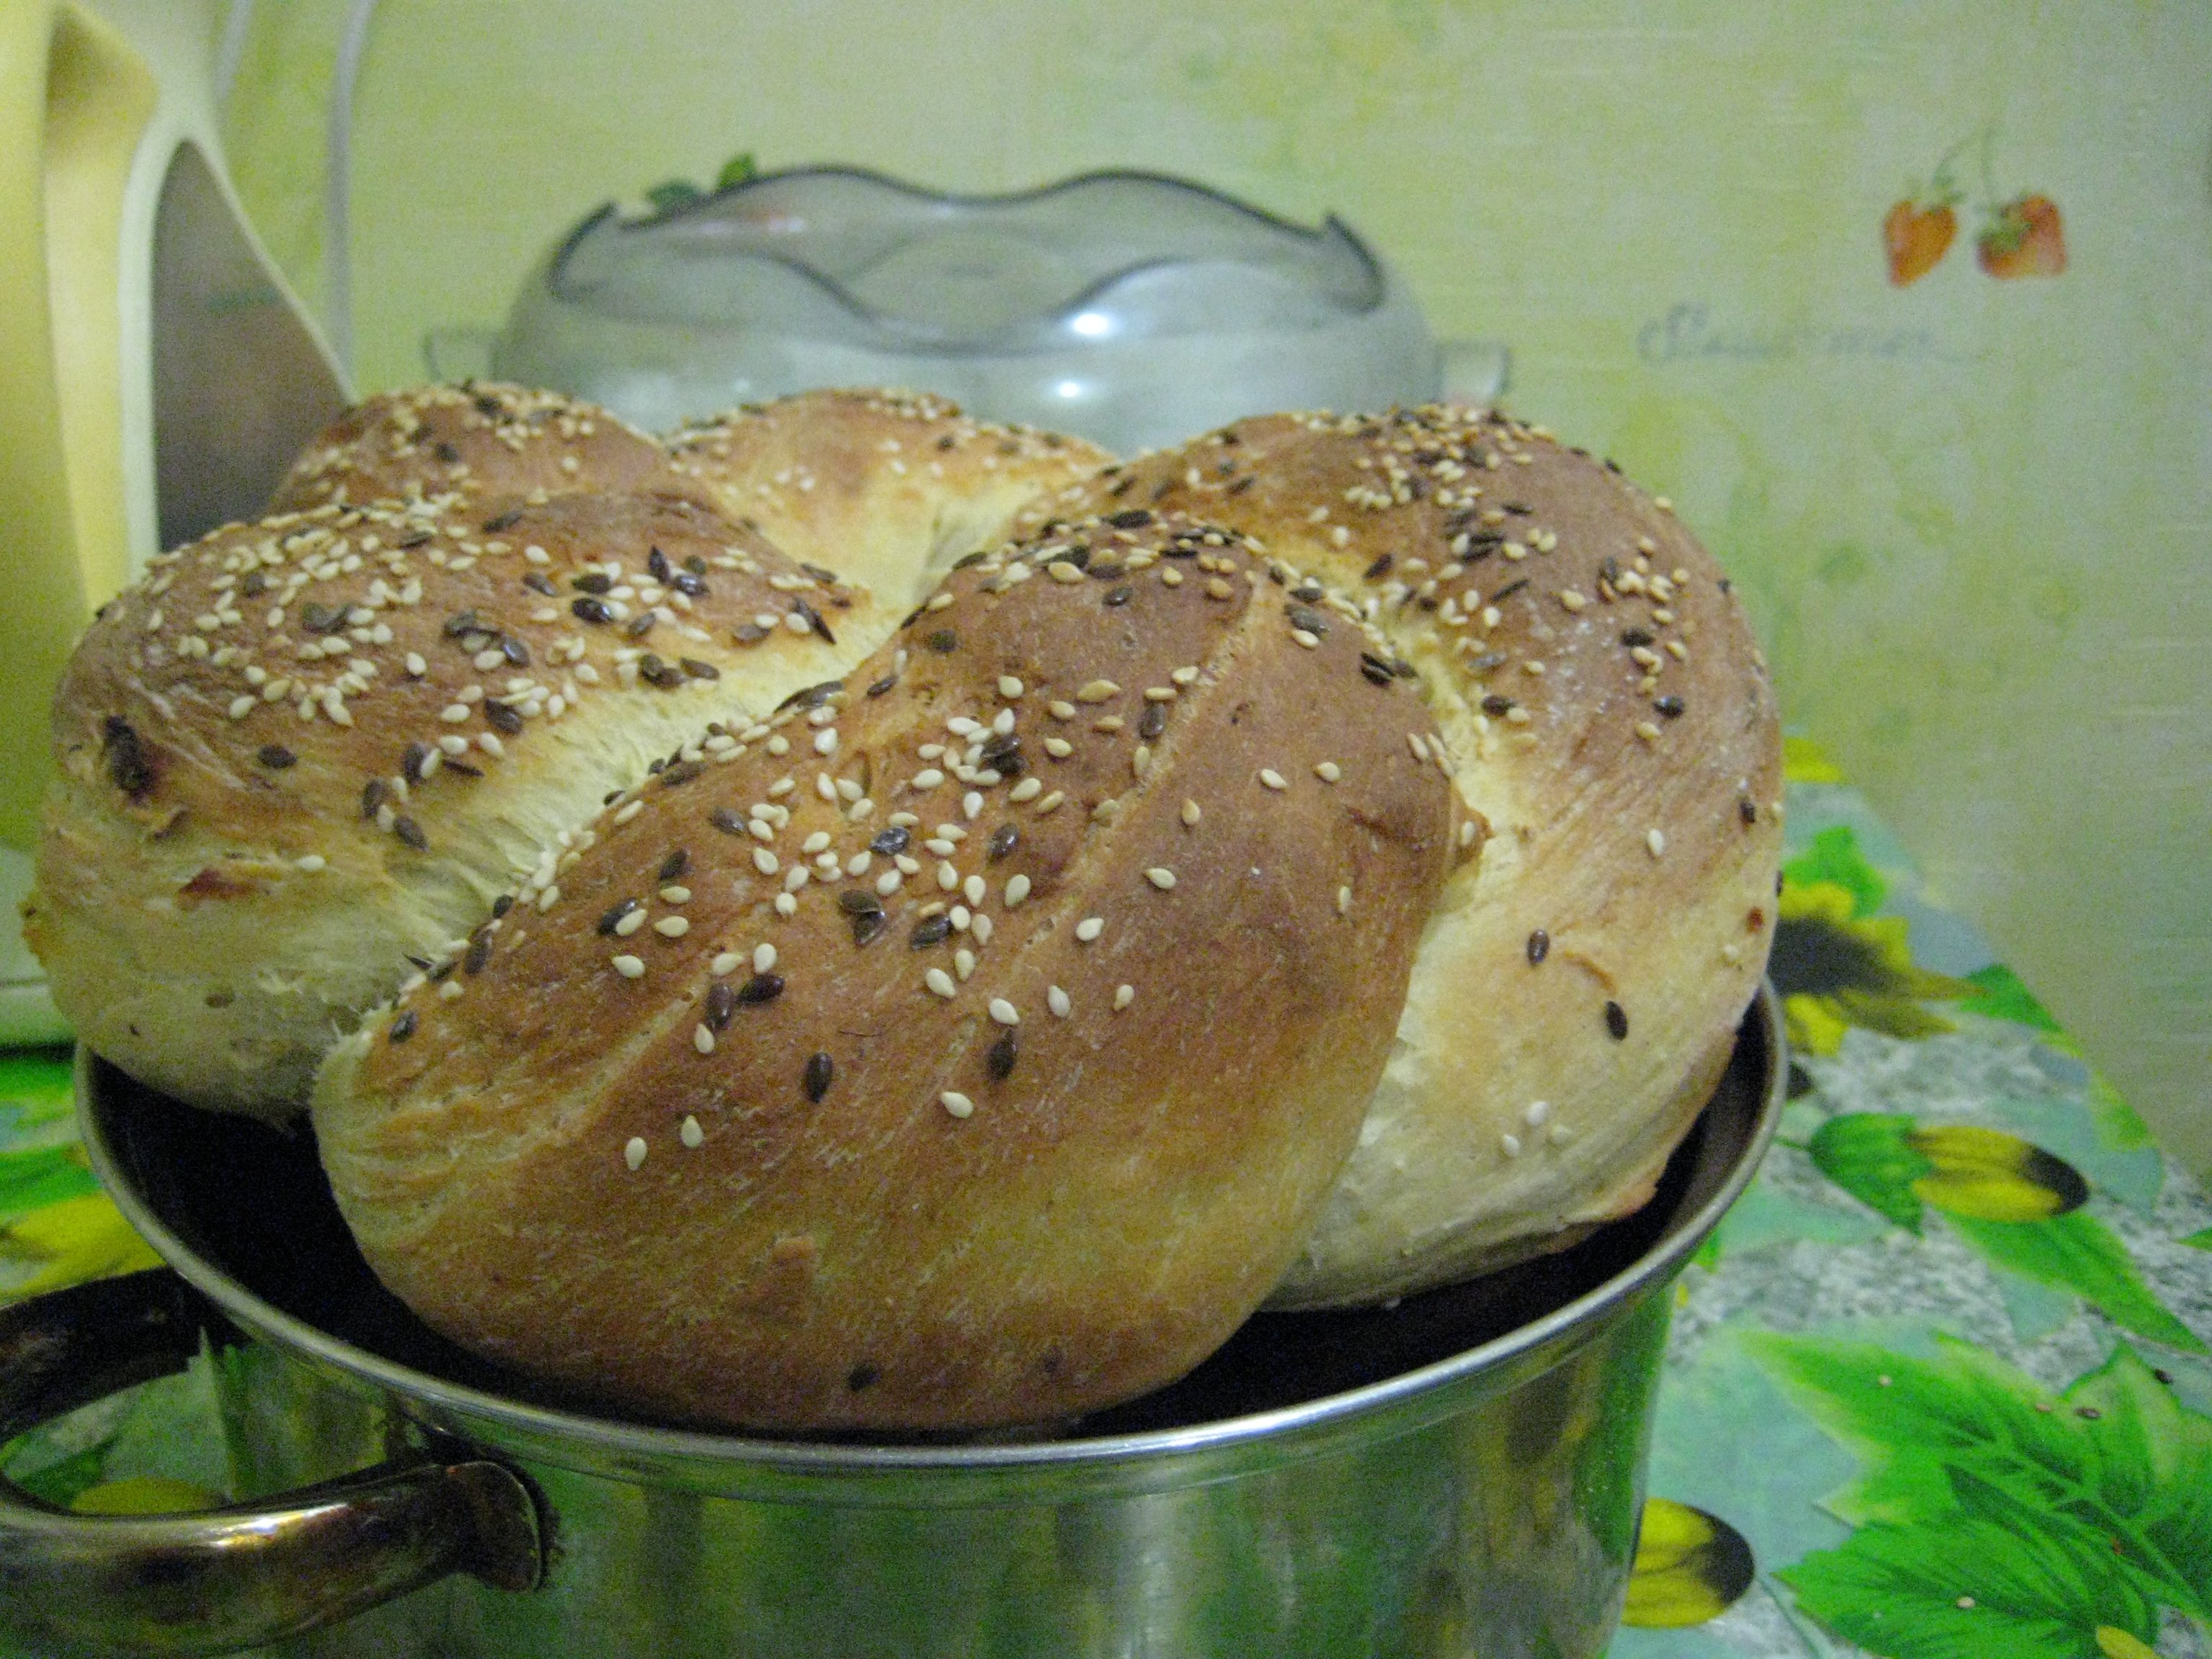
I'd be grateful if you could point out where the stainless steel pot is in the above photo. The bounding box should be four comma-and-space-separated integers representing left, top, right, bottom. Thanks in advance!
0, 988, 1782, 1659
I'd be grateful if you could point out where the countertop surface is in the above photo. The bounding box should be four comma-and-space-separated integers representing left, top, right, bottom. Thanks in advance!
1, 734, 2206, 1659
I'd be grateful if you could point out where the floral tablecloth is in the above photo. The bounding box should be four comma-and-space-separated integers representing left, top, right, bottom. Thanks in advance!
1, 735, 2206, 1659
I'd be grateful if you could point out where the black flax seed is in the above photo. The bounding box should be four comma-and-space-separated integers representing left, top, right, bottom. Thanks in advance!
1605, 1001, 1629, 1040
1527, 930, 1550, 965
804, 1051, 834, 1103
705, 983, 738, 1030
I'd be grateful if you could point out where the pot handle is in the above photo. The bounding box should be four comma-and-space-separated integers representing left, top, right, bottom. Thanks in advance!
0, 1267, 543, 1658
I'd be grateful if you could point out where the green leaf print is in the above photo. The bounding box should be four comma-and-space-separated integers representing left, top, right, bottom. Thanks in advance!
1808, 1113, 1931, 1231
0, 1050, 76, 1133
1750, 1334, 2212, 1646
1958, 963, 2064, 1035
0, 1145, 98, 1223
1946, 1213, 2207, 1355
1781, 1509, 2159, 1659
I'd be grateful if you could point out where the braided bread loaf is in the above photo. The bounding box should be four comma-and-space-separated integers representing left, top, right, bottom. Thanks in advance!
31, 384, 1779, 1431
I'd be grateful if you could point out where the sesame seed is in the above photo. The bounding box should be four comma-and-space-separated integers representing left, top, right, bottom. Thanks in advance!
1076, 679, 1120, 703
989, 998, 1020, 1026
624, 1136, 648, 1170
955, 947, 977, 980
1048, 985, 1071, 1017
774, 892, 797, 915
613, 909, 647, 938
1259, 768, 1287, 791
1336, 885, 1352, 914
963, 874, 986, 905
711, 951, 741, 976
926, 968, 957, 998
694, 1024, 716, 1053
1181, 799, 1201, 826
1145, 868, 1176, 890
1004, 873, 1031, 907
1113, 984, 1135, 1010
680, 1115, 704, 1148
1500, 1133, 1522, 1159
1076, 914, 1105, 943
612, 954, 645, 978
1048, 700, 1076, 720
753, 848, 778, 875
998, 675, 1025, 698
1646, 828, 1666, 858
963, 791, 983, 820
941, 1091, 974, 1118
1524, 1100, 1550, 1127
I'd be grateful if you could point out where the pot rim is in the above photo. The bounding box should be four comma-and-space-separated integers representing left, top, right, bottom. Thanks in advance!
79, 985, 1781, 1478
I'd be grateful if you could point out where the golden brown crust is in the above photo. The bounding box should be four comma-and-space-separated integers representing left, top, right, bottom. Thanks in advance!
313, 511, 1462, 1431
266, 382, 691, 514
1017, 408, 1784, 1304
27, 487, 875, 1115
667, 388, 1113, 608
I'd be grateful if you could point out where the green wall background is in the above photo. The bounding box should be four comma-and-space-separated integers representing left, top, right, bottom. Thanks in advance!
220, 0, 2212, 1172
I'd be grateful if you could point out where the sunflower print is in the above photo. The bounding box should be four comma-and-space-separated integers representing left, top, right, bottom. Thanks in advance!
1768, 826, 1977, 1055
1621, 1497, 1756, 1627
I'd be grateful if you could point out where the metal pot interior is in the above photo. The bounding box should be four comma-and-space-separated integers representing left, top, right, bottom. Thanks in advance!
82, 990, 1780, 1460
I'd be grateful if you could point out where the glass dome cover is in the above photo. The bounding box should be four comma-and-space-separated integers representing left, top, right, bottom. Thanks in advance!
493, 166, 1447, 452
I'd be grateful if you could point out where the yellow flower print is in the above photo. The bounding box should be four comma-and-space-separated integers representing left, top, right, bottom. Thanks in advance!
0, 1193, 163, 1300
1622, 1497, 1756, 1627
1771, 880, 1977, 1056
